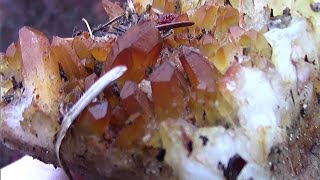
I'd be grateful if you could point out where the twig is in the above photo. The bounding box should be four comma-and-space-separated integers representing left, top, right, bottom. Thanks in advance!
156, 21, 195, 31
92, 14, 124, 34
113, 26, 127, 33
55, 66, 127, 180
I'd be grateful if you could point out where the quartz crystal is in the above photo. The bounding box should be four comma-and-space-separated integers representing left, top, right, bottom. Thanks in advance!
51, 36, 88, 80
148, 61, 187, 120
120, 80, 154, 119
104, 20, 162, 85
19, 27, 62, 114
76, 101, 112, 135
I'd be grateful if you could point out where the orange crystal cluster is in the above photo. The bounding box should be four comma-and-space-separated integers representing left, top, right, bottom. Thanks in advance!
0, 0, 271, 148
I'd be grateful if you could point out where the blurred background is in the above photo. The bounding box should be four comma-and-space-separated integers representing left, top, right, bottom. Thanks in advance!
0, 0, 125, 168
0, 0, 110, 51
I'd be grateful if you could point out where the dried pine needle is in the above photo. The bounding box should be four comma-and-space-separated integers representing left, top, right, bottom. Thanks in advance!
82, 18, 94, 39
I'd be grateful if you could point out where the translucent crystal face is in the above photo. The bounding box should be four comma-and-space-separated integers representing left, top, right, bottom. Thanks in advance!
148, 61, 187, 120
103, 20, 163, 85
76, 101, 112, 136
120, 80, 154, 119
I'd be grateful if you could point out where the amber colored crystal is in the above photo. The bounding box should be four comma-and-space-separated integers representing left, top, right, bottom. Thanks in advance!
6, 42, 17, 57
0, 54, 15, 79
209, 42, 242, 74
1, 79, 13, 95
76, 101, 112, 136
229, 26, 245, 42
175, 13, 189, 22
62, 79, 84, 95
202, 5, 219, 31
81, 58, 95, 72
239, 30, 271, 58
190, 4, 218, 31
152, 0, 165, 13
110, 105, 128, 129
90, 40, 113, 62
174, 28, 190, 45
172, 14, 191, 45
84, 73, 98, 91
180, 46, 219, 93
214, 6, 239, 41
178, 0, 196, 13
102, 0, 124, 19
115, 115, 146, 147
132, 2, 143, 14
148, 61, 187, 120
104, 20, 162, 85
19, 26, 62, 113
51, 36, 88, 80
103, 84, 120, 108
164, 34, 179, 48
0, 43, 23, 82
180, 46, 221, 124
188, 7, 205, 37
214, 63, 241, 123
188, 4, 239, 41
120, 81, 154, 119
164, 0, 176, 13
199, 33, 219, 60
218, 62, 240, 104
72, 32, 94, 60
64, 85, 83, 104
152, 0, 176, 13
5, 42, 22, 80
